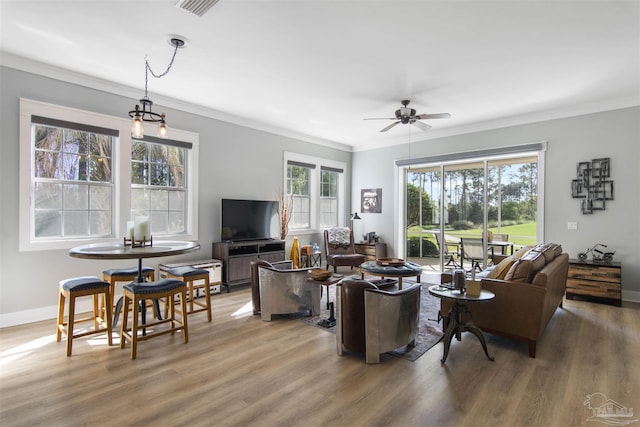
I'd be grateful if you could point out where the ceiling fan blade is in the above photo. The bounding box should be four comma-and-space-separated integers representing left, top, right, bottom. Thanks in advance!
411, 120, 432, 131
416, 113, 451, 120
380, 121, 401, 132
363, 117, 396, 120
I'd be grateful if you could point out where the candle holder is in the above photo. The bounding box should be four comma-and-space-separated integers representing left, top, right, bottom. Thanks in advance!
124, 236, 153, 248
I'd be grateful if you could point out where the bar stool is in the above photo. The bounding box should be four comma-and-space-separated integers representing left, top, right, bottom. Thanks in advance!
56, 276, 113, 356
101, 266, 155, 324
120, 279, 188, 359
166, 267, 212, 322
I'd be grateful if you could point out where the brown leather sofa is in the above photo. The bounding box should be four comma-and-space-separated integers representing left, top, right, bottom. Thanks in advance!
441, 244, 569, 358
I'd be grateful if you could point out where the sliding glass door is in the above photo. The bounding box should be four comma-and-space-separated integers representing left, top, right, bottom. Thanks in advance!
404, 154, 539, 272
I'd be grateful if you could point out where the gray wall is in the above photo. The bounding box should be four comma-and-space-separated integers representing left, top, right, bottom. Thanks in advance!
352, 107, 640, 301
1, 64, 638, 326
0, 66, 351, 325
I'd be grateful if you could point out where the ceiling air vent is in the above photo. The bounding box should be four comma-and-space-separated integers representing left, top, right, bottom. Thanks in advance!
175, 0, 220, 17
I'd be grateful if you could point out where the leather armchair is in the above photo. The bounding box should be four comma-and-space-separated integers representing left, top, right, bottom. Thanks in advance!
336, 279, 421, 364
254, 260, 321, 322
324, 228, 365, 273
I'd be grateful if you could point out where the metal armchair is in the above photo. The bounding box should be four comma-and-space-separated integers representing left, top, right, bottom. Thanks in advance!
324, 228, 365, 273
255, 260, 321, 322
336, 279, 421, 364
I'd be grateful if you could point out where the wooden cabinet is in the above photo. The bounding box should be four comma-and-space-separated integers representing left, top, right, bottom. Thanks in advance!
212, 240, 285, 291
566, 259, 621, 306
354, 242, 387, 261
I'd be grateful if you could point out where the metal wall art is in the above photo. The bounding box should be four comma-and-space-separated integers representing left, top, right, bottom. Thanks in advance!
571, 157, 613, 214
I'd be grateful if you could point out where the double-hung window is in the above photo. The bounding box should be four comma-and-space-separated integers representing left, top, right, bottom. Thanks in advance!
131, 137, 189, 234
319, 167, 340, 228
287, 161, 311, 229
284, 152, 346, 233
31, 116, 115, 239
19, 98, 199, 251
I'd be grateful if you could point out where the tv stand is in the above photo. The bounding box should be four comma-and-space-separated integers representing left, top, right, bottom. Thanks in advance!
212, 239, 286, 292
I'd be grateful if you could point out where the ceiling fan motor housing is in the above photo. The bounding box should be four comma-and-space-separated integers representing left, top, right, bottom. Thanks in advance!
396, 107, 416, 123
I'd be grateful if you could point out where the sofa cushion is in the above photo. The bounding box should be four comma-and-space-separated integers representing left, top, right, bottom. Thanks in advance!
532, 243, 556, 263
505, 250, 546, 282
552, 243, 563, 257
513, 245, 535, 259
486, 256, 516, 280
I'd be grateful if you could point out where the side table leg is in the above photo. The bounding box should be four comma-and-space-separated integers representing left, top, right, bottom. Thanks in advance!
465, 322, 495, 361
441, 312, 458, 364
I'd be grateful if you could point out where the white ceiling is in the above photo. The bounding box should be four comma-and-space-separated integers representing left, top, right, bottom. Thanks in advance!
1, 0, 639, 151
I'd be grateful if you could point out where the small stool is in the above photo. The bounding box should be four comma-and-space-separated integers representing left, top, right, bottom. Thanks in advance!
166, 267, 212, 322
120, 279, 188, 359
102, 266, 155, 324
56, 276, 113, 356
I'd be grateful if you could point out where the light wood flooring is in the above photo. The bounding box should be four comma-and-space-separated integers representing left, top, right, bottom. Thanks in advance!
1, 281, 639, 427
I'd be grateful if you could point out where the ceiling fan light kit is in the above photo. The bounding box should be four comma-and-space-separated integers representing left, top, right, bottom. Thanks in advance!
128, 37, 186, 139
364, 99, 451, 132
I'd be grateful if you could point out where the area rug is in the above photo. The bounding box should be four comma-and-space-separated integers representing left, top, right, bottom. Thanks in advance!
301, 279, 444, 361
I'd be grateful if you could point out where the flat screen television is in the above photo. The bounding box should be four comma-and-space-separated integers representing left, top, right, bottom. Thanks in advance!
221, 199, 279, 242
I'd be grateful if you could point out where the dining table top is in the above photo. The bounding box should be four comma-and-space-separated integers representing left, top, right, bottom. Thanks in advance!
69, 240, 200, 260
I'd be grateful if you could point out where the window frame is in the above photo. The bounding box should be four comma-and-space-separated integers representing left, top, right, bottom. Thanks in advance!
283, 152, 346, 235
19, 98, 199, 251
395, 143, 546, 261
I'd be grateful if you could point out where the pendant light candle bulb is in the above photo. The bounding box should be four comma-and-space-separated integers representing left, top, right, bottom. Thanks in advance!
132, 115, 144, 139
158, 115, 167, 137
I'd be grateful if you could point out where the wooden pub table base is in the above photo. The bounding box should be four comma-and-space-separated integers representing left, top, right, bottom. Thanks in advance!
428, 285, 495, 364
358, 260, 422, 290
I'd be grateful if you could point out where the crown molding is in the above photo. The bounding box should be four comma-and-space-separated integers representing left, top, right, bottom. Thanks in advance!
3, 51, 636, 154
0, 51, 353, 152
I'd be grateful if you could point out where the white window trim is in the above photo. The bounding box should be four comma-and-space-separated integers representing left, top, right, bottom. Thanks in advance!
19, 98, 199, 251
284, 151, 346, 235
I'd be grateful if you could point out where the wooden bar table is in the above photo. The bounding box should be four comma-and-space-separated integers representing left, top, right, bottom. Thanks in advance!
69, 240, 200, 325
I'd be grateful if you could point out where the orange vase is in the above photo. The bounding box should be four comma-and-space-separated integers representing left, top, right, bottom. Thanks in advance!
290, 236, 300, 269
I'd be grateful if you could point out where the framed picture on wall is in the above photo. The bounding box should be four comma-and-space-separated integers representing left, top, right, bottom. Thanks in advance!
361, 188, 382, 214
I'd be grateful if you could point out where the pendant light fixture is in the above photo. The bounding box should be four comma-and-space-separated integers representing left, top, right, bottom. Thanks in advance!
129, 37, 186, 139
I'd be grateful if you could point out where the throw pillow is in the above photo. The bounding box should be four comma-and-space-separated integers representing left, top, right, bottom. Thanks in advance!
327, 227, 351, 245
504, 250, 545, 282
552, 243, 563, 257
532, 243, 556, 263
486, 256, 516, 280
513, 245, 534, 259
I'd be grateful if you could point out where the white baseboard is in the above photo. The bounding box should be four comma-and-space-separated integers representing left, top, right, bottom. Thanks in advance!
0, 299, 94, 328
622, 290, 640, 303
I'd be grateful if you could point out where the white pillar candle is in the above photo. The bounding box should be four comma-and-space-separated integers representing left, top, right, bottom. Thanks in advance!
127, 221, 134, 239
134, 216, 149, 241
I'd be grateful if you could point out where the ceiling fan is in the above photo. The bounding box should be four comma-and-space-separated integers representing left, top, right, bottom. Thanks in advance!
364, 100, 451, 132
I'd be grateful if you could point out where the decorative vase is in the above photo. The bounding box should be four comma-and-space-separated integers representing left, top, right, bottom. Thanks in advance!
290, 236, 300, 269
